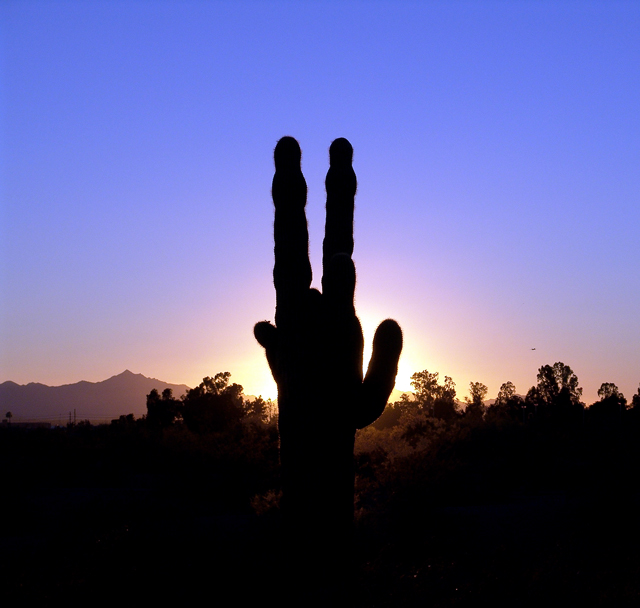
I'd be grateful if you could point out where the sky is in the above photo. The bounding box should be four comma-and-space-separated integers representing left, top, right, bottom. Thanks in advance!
1, 0, 639, 405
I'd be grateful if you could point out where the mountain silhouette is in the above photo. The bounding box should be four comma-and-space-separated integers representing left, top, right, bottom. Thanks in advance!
0, 370, 190, 422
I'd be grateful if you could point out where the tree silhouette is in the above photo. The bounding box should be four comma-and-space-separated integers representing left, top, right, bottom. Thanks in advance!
146, 388, 182, 429
464, 381, 488, 421
526, 362, 584, 425
487, 381, 524, 421
628, 384, 640, 425
243, 395, 274, 424
181, 373, 244, 434
632, 384, 640, 410
589, 382, 627, 425
411, 369, 458, 420
254, 137, 402, 591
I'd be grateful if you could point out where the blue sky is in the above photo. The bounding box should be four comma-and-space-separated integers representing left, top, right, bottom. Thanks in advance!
1, 1, 639, 404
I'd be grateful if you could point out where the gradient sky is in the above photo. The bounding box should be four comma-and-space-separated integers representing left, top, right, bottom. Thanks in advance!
2, 1, 639, 405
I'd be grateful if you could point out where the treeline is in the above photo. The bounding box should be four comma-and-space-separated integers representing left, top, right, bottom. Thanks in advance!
1, 372, 283, 607
5, 363, 640, 605
352, 361, 640, 524
375, 361, 640, 430
347, 363, 640, 605
2, 372, 281, 514
121, 360, 640, 519
142, 371, 276, 431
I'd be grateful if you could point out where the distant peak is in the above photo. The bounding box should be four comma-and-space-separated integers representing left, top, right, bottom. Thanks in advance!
118, 370, 143, 377
103, 370, 145, 383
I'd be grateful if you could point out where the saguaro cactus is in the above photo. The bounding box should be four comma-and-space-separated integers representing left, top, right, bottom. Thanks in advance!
254, 136, 402, 584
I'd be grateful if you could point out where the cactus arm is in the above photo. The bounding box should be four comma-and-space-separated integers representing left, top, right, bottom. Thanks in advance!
322, 137, 357, 292
272, 136, 311, 332
322, 140, 364, 410
253, 320, 279, 382
321, 137, 402, 427
357, 318, 404, 429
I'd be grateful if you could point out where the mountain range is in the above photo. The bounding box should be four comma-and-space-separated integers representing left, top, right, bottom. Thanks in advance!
0, 370, 190, 423
0, 372, 438, 425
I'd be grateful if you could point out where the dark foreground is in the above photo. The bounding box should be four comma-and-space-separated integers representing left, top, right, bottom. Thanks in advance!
2, 415, 640, 607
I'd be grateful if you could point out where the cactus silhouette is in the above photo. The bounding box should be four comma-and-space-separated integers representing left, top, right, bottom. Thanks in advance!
254, 136, 402, 589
